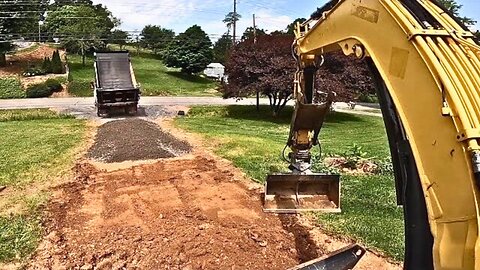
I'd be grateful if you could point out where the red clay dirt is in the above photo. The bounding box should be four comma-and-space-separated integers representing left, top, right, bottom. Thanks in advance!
31, 156, 302, 269
0, 45, 65, 77
28, 119, 401, 270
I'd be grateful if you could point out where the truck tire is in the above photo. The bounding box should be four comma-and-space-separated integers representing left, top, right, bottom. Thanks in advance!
125, 105, 138, 116
97, 108, 109, 118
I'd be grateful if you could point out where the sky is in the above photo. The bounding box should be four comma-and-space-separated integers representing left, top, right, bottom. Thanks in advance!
91, 0, 479, 41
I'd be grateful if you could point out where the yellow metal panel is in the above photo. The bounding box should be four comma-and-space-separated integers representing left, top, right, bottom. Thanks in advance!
389, 47, 410, 78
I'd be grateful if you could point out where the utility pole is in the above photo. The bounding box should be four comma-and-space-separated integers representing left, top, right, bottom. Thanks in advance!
253, 14, 257, 44
233, 0, 237, 45
135, 30, 140, 56
253, 13, 260, 111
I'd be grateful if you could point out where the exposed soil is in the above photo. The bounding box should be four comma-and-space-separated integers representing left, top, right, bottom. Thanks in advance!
87, 119, 192, 163
0, 45, 65, 77
31, 156, 303, 269
324, 157, 379, 175
28, 119, 401, 270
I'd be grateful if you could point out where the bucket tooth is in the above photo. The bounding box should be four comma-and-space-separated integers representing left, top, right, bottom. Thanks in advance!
264, 174, 341, 214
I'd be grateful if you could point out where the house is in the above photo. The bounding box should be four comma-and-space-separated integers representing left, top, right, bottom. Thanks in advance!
203, 63, 225, 80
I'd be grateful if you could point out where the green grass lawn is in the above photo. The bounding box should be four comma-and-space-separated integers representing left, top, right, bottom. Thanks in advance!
175, 105, 404, 261
67, 53, 219, 97
0, 109, 85, 263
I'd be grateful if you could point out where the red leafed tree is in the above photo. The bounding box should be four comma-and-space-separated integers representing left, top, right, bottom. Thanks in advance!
223, 35, 376, 115
223, 35, 295, 115
317, 52, 375, 102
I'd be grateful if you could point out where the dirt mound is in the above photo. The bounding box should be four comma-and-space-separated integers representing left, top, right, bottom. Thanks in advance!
324, 157, 379, 175
31, 156, 307, 269
87, 119, 191, 163
0, 45, 65, 76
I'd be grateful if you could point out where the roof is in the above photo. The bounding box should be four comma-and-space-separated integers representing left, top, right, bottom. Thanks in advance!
207, 63, 225, 68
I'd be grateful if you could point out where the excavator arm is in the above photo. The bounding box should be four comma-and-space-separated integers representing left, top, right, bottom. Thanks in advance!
290, 0, 480, 269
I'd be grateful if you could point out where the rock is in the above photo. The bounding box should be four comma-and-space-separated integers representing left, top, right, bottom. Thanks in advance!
0, 186, 6, 192
46, 232, 61, 243
80, 263, 93, 270
198, 224, 210, 230
258, 241, 268, 247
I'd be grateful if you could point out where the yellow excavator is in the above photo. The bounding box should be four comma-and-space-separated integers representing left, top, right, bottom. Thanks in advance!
263, 0, 480, 269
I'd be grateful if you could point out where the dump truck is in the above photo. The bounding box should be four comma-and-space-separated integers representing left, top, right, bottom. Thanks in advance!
267, 0, 480, 269
94, 51, 140, 117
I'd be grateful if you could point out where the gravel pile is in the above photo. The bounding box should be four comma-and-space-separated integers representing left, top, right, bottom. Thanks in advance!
87, 118, 191, 163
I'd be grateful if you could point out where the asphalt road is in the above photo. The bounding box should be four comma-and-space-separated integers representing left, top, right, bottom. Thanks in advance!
0, 96, 381, 118
0, 97, 276, 110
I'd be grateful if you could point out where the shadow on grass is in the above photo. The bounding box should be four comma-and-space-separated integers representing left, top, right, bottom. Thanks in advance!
225, 105, 293, 125
325, 111, 369, 123
133, 52, 163, 60
165, 71, 214, 84
202, 105, 369, 125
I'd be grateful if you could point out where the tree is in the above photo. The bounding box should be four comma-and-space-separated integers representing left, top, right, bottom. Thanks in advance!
42, 57, 52, 73
164, 25, 213, 74
223, 11, 241, 36
140, 25, 175, 54
286, 18, 307, 35
0, 43, 13, 67
270, 30, 288, 36
241, 27, 266, 40
51, 50, 63, 74
223, 35, 295, 115
213, 34, 232, 64
110, 29, 129, 50
223, 34, 375, 115
437, 0, 477, 26
51, 0, 93, 8
45, 4, 118, 66
316, 53, 375, 102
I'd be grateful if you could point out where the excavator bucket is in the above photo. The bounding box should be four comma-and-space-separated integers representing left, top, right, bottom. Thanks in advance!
264, 174, 340, 213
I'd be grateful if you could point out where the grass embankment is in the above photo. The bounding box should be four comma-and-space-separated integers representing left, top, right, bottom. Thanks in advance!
0, 109, 85, 263
68, 53, 218, 97
175, 106, 404, 261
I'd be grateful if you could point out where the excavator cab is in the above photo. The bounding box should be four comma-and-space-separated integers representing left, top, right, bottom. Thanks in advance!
264, 63, 341, 213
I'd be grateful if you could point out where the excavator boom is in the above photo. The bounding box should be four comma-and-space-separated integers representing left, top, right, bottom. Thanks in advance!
285, 0, 480, 269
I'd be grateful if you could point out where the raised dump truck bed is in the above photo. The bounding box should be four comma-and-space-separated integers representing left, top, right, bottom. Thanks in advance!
94, 51, 140, 117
